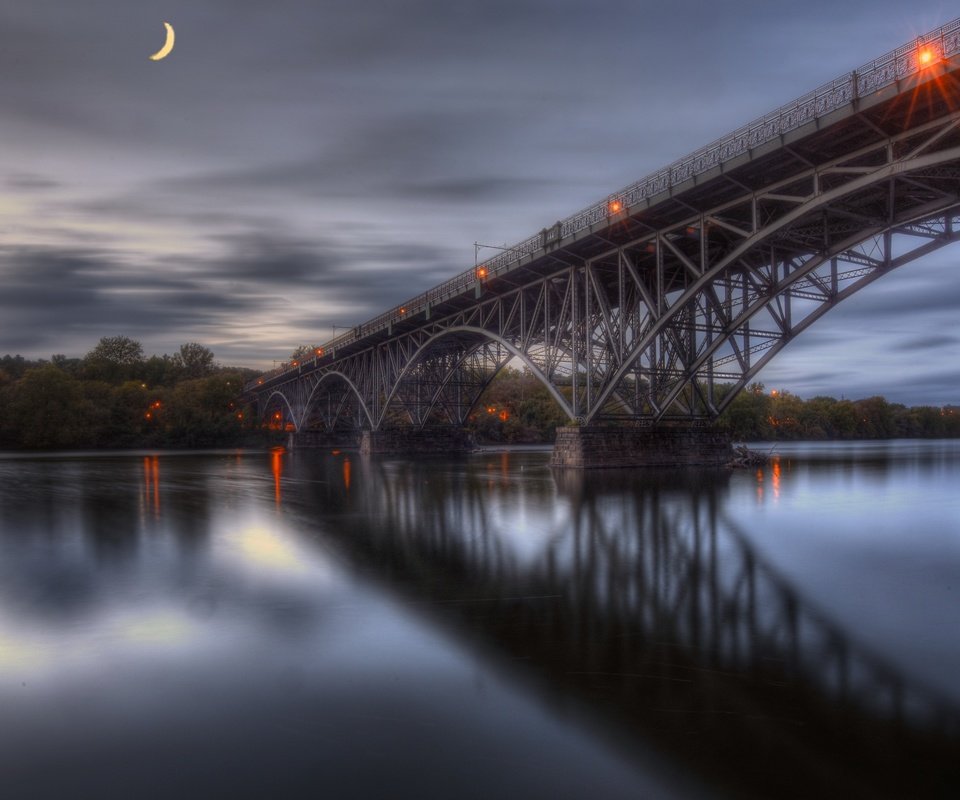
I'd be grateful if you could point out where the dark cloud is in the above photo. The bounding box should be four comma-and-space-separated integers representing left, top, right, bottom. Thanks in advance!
0, 245, 267, 357
829, 272, 960, 319
893, 335, 960, 352
391, 176, 566, 203
4, 172, 61, 191
195, 231, 459, 329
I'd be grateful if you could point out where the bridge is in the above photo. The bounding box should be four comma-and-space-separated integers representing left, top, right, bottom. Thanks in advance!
244, 19, 960, 466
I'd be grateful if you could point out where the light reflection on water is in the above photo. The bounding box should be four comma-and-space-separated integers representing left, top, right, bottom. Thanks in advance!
0, 442, 958, 798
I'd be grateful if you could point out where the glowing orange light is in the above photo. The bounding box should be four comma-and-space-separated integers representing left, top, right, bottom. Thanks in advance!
487, 406, 496, 414
399, 307, 406, 315
476, 266, 488, 279
498, 409, 509, 421
257, 378, 264, 385
236, 413, 243, 420
608, 199, 623, 214
274, 412, 282, 420
315, 348, 323, 356
292, 360, 299, 367
919, 48, 935, 66
770, 389, 778, 397
145, 412, 152, 420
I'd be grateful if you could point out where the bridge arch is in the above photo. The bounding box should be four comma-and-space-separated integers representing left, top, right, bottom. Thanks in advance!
378, 326, 575, 430
259, 389, 298, 430
698, 213, 960, 418
302, 370, 375, 432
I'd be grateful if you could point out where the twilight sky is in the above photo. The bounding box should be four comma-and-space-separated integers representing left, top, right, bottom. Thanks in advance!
1, 0, 958, 404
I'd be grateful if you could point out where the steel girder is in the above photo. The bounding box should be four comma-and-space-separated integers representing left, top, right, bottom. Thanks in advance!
251, 111, 960, 433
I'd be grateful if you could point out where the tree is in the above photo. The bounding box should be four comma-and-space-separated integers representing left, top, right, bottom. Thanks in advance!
768, 390, 805, 439
719, 383, 772, 440
141, 354, 176, 387
161, 372, 245, 447
0, 355, 34, 380
83, 336, 144, 383
4, 365, 95, 448
855, 396, 895, 438
51, 354, 81, 374
290, 345, 313, 363
85, 336, 144, 365
172, 342, 216, 379
827, 399, 858, 438
470, 366, 569, 442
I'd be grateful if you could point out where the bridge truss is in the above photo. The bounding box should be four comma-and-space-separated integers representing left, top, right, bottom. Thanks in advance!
246, 22, 960, 434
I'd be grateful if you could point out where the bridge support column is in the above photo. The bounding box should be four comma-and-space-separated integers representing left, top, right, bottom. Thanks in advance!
288, 430, 360, 449
550, 425, 732, 469
360, 427, 476, 456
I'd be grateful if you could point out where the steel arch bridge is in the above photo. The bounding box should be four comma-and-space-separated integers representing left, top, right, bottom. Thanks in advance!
245, 20, 960, 442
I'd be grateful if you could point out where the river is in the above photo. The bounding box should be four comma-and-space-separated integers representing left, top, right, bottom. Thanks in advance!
0, 441, 958, 798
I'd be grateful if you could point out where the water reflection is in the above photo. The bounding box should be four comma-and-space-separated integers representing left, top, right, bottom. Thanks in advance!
282, 452, 960, 798
1, 448, 957, 798
271, 446, 284, 506
142, 455, 160, 519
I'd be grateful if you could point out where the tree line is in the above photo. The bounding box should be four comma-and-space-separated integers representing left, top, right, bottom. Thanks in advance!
0, 337, 267, 450
1, 342, 956, 450
466, 369, 960, 443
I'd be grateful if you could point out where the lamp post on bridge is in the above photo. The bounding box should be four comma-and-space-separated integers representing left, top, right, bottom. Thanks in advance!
473, 242, 526, 279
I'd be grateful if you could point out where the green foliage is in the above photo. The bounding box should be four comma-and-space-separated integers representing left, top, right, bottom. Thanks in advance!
467, 374, 959, 444
82, 336, 145, 382
290, 345, 314, 362
717, 385, 959, 441
2, 365, 93, 449
718, 382, 773, 440
1, 340, 957, 449
172, 343, 216, 380
468, 367, 570, 443
141, 354, 177, 387
0, 355, 36, 381
0, 340, 262, 451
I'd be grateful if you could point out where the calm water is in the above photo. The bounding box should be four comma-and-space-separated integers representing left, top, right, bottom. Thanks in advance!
0, 441, 959, 798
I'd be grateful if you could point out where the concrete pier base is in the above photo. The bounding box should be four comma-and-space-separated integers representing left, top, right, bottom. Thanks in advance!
360, 427, 475, 456
288, 430, 359, 449
549, 425, 732, 469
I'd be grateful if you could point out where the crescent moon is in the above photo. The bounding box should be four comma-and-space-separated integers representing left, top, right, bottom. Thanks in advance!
148, 22, 175, 61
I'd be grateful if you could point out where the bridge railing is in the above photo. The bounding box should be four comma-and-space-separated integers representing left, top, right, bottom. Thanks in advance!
247, 17, 960, 393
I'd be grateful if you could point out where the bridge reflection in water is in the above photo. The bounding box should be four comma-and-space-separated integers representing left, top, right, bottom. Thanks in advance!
282, 452, 959, 798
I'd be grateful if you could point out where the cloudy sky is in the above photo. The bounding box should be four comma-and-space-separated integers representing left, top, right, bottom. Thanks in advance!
1, 0, 957, 403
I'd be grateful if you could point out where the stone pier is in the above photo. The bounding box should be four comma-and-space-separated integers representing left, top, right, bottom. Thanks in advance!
549, 425, 732, 469
360, 427, 476, 456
